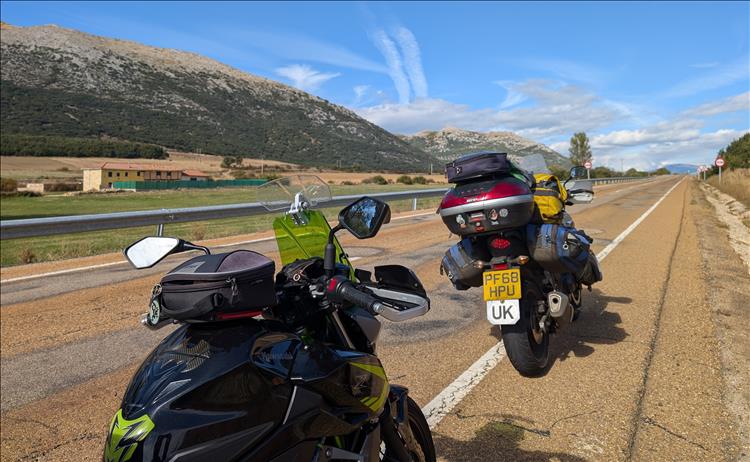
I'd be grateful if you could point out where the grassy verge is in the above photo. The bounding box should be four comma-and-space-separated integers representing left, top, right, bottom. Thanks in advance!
707, 169, 750, 208
1, 185, 443, 266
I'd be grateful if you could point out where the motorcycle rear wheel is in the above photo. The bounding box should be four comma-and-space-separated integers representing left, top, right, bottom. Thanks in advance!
501, 281, 550, 377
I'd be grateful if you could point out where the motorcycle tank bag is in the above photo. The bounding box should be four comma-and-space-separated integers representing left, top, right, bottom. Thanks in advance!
525, 224, 592, 275
159, 250, 277, 320
445, 151, 511, 183
439, 177, 534, 236
440, 237, 489, 289
531, 173, 568, 224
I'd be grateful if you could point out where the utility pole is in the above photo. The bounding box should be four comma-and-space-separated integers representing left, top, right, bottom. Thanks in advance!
260, 157, 264, 177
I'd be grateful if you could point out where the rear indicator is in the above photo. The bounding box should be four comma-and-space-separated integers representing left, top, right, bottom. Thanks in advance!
490, 238, 511, 249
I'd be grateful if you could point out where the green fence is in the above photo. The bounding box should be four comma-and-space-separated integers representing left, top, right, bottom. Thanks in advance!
112, 179, 268, 190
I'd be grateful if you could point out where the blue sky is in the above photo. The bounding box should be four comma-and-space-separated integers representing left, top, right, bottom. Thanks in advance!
2, 1, 748, 170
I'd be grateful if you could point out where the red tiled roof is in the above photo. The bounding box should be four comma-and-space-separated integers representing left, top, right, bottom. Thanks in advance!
181, 169, 210, 177
97, 162, 183, 171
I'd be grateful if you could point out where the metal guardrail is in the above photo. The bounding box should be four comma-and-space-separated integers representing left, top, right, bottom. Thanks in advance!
0, 188, 448, 240
0, 177, 647, 240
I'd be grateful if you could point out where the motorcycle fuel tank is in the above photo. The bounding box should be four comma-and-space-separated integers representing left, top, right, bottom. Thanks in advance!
105, 319, 390, 462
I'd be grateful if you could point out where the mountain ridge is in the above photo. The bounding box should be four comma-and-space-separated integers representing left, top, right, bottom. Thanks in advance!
0, 24, 434, 171
400, 127, 570, 168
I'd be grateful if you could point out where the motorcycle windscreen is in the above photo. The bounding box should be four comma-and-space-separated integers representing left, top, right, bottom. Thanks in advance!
272, 210, 355, 278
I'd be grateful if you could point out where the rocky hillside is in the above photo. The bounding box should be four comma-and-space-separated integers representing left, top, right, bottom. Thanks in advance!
401, 127, 570, 168
0, 23, 434, 171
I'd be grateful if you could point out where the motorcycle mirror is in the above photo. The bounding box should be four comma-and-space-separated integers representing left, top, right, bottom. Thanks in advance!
124, 236, 182, 269
569, 166, 588, 179
338, 197, 391, 239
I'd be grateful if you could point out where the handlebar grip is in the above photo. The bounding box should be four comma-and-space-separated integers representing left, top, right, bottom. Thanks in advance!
327, 276, 383, 315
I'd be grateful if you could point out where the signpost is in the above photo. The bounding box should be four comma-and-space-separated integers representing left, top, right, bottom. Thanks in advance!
715, 157, 725, 183
584, 160, 592, 179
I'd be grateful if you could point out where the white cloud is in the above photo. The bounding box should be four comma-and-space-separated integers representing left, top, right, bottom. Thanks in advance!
275, 64, 340, 92
352, 85, 371, 106
357, 80, 625, 138
591, 119, 703, 147
370, 29, 411, 104
682, 91, 750, 117
516, 58, 611, 87
394, 27, 428, 98
236, 29, 388, 73
495, 80, 528, 109
664, 57, 749, 97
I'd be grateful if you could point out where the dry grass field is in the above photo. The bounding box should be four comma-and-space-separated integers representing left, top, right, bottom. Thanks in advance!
0, 152, 448, 185
707, 168, 750, 207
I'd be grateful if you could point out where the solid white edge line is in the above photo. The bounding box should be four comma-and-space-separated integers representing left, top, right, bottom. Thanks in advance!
0, 211, 438, 284
422, 341, 507, 428
421, 176, 684, 428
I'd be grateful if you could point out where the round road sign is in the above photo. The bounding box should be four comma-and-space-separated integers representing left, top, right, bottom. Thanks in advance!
715, 158, 725, 168
584, 161, 592, 169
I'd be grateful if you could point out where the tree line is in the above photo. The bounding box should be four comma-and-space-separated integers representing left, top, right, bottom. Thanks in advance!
0, 134, 166, 158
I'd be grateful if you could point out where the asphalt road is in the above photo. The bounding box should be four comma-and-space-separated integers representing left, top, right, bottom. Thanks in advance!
1, 176, 746, 461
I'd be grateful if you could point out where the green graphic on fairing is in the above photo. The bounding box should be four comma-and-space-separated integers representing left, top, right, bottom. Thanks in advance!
104, 409, 155, 462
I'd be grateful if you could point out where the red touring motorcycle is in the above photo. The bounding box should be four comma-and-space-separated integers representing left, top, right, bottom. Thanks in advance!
439, 153, 602, 377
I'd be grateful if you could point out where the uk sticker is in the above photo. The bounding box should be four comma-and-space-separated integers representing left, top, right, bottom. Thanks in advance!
486, 299, 520, 325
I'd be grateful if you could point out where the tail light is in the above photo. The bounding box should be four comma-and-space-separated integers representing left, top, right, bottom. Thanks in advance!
491, 263, 509, 270
490, 237, 511, 250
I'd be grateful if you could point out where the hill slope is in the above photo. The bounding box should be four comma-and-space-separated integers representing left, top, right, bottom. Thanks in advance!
0, 23, 434, 171
401, 127, 570, 168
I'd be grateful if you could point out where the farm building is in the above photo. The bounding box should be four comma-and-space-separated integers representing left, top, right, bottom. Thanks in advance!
83, 162, 209, 191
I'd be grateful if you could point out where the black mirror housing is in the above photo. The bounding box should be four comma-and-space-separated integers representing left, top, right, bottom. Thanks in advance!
569, 166, 588, 179
338, 197, 391, 239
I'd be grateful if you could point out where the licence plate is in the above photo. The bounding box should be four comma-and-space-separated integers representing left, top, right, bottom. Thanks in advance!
483, 268, 522, 301
486, 299, 520, 325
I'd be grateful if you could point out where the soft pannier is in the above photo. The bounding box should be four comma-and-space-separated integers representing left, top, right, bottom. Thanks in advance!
440, 238, 490, 289
159, 250, 277, 321
531, 173, 568, 224
525, 223, 592, 275
445, 151, 511, 183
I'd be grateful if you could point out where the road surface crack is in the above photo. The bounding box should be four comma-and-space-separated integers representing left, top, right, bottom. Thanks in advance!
625, 184, 687, 460
640, 416, 707, 451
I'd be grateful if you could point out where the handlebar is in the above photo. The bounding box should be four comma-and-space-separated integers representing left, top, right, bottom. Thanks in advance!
327, 276, 384, 315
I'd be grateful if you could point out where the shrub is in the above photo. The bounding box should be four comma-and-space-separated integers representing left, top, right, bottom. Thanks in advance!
412, 176, 427, 185
396, 175, 414, 185
46, 183, 81, 192
341, 180, 356, 185
362, 175, 388, 185
19, 248, 37, 264
0, 177, 18, 192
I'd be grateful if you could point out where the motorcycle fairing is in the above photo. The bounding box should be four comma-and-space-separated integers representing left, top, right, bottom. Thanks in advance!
104, 410, 155, 462
272, 210, 354, 279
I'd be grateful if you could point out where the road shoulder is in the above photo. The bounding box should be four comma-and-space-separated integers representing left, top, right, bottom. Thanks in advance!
694, 180, 750, 460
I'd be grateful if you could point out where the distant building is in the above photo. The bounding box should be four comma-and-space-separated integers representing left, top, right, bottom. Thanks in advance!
82, 162, 209, 191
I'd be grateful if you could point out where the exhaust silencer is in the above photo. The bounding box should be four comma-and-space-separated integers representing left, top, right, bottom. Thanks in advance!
548, 291, 571, 319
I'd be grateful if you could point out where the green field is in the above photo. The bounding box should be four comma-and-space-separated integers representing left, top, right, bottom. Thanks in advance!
1, 185, 444, 266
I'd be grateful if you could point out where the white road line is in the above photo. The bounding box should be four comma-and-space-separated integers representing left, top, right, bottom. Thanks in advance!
0, 210, 437, 284
421, 177, 684, 428
0, 261, 126, 284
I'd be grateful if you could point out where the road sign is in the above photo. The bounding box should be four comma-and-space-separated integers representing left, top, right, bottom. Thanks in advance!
715, 158, 725, 168
584, 161, 592, 169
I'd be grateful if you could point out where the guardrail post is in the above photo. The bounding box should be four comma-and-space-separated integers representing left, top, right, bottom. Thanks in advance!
156, 223, 164, 236
412, 198, 418, 211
